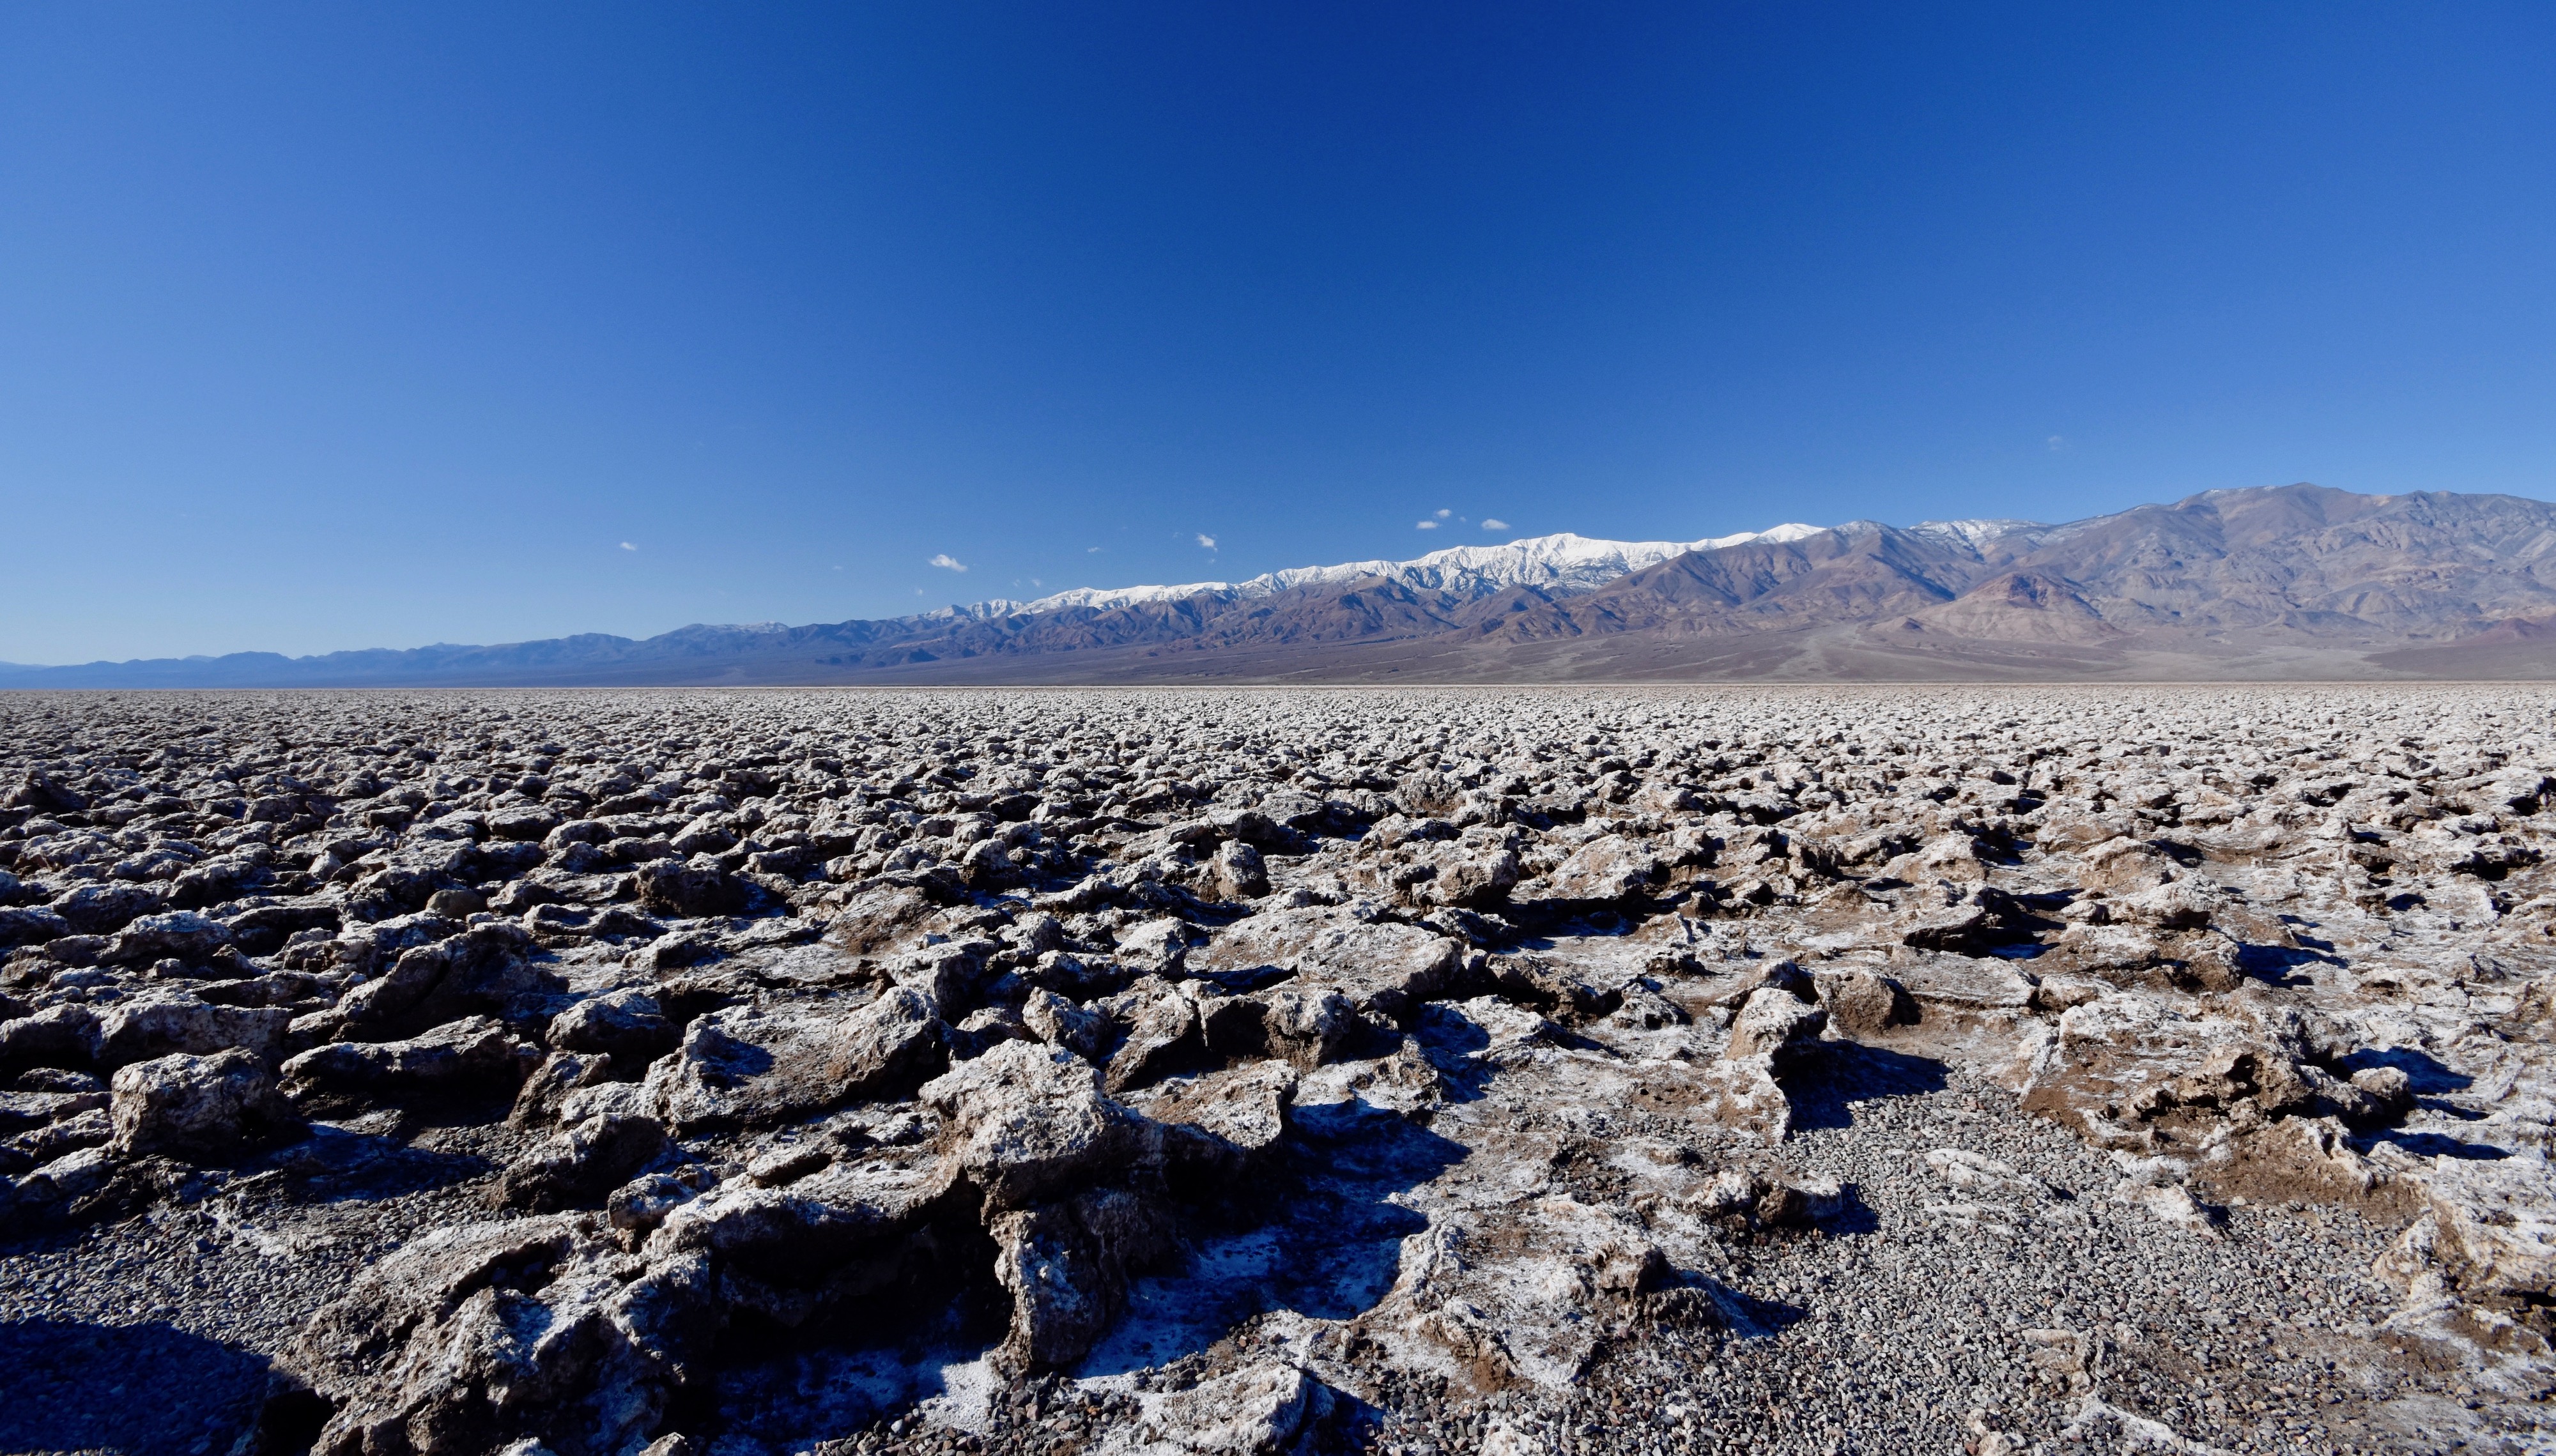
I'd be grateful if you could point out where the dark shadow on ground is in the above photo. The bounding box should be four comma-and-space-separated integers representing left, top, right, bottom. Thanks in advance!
2336, 1046, 2471, 1095
267, 1123, 498, 1204
2371, 1129, 2509, 1161
1787, 1043, 1950, 1133
0, 1319, 273, 1456
2235, 943, 2344, 986
689, 1239, 1007, 1455
1709, 1286, 1808, 1339
1076, 1104, 1466, 1376
1811, 1183, 1881, 1238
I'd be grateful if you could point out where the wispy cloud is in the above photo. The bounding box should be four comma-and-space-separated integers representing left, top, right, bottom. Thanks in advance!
1481, 518, 1510, 532
1196, 533, 1217, 550
1415, 519, 1438, 530
1088, 546, 1102, 553
928, 553, 967, 572
1434, 508, 1452, 519
2047, 434, 2067, 451
619, 541, 637, 551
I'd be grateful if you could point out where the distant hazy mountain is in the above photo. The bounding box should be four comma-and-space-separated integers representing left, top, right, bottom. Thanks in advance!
8, 486, 2555, 687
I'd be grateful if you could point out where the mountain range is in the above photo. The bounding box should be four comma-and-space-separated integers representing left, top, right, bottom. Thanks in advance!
9, 484, 2556, 687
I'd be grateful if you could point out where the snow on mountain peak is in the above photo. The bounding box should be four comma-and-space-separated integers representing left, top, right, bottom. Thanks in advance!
955, 525, 1826, 619
1909, 518, 2044, 549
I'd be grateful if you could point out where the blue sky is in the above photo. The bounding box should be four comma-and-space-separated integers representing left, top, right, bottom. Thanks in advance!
3, 3, 2551, 663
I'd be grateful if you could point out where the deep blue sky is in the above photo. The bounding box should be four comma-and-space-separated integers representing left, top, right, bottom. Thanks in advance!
4, 3, 2551, 663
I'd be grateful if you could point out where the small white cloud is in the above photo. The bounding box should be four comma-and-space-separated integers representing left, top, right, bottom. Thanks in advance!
2047, 434, 2067, 451
1088, 546, 1102, 553
1434, 508, 1452, 519
619, 542, 637, 551
1031, 578, 1042, 587
1196, 533, 1217, 550
1415, 519, 1439, 530
1481, 518, 1510, 532
928, 553, 967, 572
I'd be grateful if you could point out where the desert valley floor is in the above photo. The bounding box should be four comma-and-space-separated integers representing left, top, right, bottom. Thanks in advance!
0, 686, 2548, 1456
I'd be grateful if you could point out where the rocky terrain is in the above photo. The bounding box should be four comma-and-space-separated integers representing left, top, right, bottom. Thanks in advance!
0, 685, 2550, 1456
11, 485, 2556, 689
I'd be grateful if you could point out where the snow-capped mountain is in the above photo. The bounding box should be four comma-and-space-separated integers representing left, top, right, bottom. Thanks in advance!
946, 525, 1828, 620
1906, 518, 2046, 551
24, 485, 2547, 687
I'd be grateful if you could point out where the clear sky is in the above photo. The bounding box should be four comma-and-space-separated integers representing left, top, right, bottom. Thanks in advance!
3, 3, 2551, 663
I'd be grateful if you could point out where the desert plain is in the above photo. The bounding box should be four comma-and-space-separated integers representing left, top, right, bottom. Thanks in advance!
0, 686, 2548, 1456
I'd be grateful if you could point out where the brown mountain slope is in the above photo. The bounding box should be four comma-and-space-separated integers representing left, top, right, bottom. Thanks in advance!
1394, 484, 2556, 678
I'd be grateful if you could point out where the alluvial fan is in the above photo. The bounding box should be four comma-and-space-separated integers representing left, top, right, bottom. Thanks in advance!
0, 686, 2549, 1456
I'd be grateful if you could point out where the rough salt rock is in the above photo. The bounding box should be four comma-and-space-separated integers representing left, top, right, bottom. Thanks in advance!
881, 940, 994, 1011
1212, 839, 1270, 899
2217, 1114, 2390, 1202
1145, 1361, 1337, 1455
547, 988, 677, 1064
1818, 969, 1916, 1038
818, 884, 941, 958
1686, 1166, 1835, 1229
509, 1048, 615, 1129
635, 861, 750, 918
495, 1080, 668, 1212
1125, 1059, 1299, 1182
1896, 903, 2003, 954
1723, 987, 1827, 1064
653, 1142, 950, 1271
2109, 1172, 2219, 1238
92, 994, 293, 1070
922, 1039, 1153, 1211
107, 1048, 304, 1158
330, 922, 555, 1040
1487, 956, 1622, 1024
280, 1016, 537, 1103
47, 882, 165, 936
647, 988, 944, 1135
1394, 839, 1522, 909
0, 1004, 104, 1071
0, 905, 71, 949
1193, 905, 1463, 1027
2111, 880, 2219, 931
284, 1215, 710, 1456
2389, 1149, 2556, 1305
991, 1185, 1178, 1372
1022, 989, 1111, 1061
105, 910, 231, 964
1927, 1147, 2055, 1202
1103, 980, 1206, 1092
2005, 991, 2344, 1143
1697, 1055, 1793, 1140
1251, 984, 1363, 1068
1115, 917, 1201, 978
1541, 835, 1662, 901
2070, 837, 2182, 894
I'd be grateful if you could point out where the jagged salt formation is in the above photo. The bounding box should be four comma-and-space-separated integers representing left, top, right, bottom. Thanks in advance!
0, 686, 2548, 1456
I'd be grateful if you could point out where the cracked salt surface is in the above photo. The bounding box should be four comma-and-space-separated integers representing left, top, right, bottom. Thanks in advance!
0, 686, 2551, 1455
